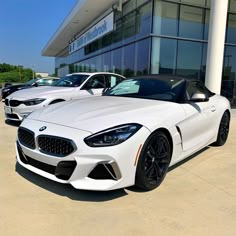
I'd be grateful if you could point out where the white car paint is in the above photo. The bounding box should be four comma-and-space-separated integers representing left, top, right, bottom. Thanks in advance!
16, 80, 231, 191
4, 72, 125, 121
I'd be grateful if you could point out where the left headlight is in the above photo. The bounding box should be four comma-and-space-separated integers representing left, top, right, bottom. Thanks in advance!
84, 123, 142, 147
23, 98, 46, 106
2, 88, 10, 92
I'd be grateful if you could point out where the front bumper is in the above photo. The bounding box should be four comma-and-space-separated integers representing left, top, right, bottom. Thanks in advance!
16, 119, 150, 191
4, 103, 44, 121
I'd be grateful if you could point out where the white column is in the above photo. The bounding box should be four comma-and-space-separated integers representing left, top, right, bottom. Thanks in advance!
205, 0, 228, 94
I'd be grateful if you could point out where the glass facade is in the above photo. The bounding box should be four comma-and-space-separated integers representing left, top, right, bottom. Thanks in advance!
55, 0, 236, 106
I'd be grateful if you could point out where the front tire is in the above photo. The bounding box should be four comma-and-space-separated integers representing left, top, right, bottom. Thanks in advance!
135, 131, 171, 191
214, 111, 230, 146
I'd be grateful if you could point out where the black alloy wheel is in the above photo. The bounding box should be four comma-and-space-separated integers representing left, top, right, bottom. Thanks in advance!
135, 131, 171, 190
214, 111, 230, 146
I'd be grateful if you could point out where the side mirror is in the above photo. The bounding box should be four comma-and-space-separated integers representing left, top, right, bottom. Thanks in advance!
190, 92, 209, 102
33, 82, 39, 87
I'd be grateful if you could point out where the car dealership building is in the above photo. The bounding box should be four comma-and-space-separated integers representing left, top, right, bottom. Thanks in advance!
42, 0, 236, 106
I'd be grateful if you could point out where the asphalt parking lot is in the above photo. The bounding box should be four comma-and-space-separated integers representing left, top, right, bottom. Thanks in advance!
0, 102, 236, 236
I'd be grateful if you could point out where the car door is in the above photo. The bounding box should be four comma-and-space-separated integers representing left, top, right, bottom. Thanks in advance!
79, 75, 106, 97
177, 81, 218, 151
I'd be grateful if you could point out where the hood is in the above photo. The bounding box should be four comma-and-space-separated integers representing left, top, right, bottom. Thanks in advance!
7, 86, 76, 100
27, 96, 185, 133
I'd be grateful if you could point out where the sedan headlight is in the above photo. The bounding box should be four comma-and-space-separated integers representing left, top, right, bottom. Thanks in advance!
23, 98, 46, 106
2, 88, 10, 92
84, 123, 142, 147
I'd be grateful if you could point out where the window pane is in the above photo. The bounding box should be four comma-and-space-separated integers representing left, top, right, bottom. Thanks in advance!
181, 0, 206, 7
137, 0, 150, 7
123, 0, 136, 16
153, 1, 178, 36
136, 2, 152, 37
108, 75, 122, 87
103, 52, 111, 72
179, 5, 204, 40
135, 38, 150, 75
112, 19, 123, 45
89, 76, 106, 89
204, 10, 210, 40
176, 40, 202, 78
227, 14, 236, 44
122, 44, 135, 77
111, 48, 122, 74
206, 0, 211, 7
230, 0, 236, 12
151, 38, 177, 75
201, 43, 208, 82
222, 46, 236, 105
95, 55, 102, 72
123, 11, 136, 42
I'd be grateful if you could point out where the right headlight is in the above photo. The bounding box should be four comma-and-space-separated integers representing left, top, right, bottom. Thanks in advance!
84, 123, 142, 147
23, 98, 46, 106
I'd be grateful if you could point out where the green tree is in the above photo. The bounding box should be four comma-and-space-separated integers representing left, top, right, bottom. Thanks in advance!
0, 63, 38, 83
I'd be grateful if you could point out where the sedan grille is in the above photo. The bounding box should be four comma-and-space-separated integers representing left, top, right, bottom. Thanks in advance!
18, 127, 36, 149
5, 99, 9, 106
38, 135, 76, 157
10, 100, 22, 107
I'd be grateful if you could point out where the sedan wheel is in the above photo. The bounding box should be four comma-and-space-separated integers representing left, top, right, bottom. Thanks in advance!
135, 131, 171, 190
214, 111, 230, 146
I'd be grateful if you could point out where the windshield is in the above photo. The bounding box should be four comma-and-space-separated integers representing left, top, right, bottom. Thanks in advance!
104, 78, 186, 102
53, 74, 89, 87
25, 78, 38, 85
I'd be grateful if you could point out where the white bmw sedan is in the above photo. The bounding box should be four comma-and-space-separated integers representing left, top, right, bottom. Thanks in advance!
4, 72, 125, 121
16, 76, 231, 191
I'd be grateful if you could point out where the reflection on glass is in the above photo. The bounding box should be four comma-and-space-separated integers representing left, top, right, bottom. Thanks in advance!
153, 1, 178, 36
206, 0, 211, 7
222, 46, 236, 105
122, 44, 135, 77
136, 38, 150, 75
112, 48, 122, 74
179, 5, 204, 39
204, 10, 210, 40
176, 40, 202, 78
181, 0, 206, 7
201, 43, 208, 72
230, 0, 236, 12
123, 11, 136, 42
137, 0, 150, 7
113, 19, 123, 45
123, 0, 136, 16
136, 2, 152, 37
103, 53, 111, 72
151, 38, 177, 75
227, 14, 236, 44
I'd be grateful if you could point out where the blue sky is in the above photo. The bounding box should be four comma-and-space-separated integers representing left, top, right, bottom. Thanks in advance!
0, 0, 77, 74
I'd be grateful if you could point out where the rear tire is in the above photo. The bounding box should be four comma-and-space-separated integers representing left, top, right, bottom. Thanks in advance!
135, 131, 171, 191
214, 111, 230, 146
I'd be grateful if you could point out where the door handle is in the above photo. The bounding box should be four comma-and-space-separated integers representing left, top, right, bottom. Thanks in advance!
211, 106, 216, 112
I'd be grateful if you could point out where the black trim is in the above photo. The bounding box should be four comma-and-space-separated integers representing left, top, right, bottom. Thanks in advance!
17, 141, 77, 181
38, 135, 77, 157
88, 163, 117, 180
18, 127, 36, 149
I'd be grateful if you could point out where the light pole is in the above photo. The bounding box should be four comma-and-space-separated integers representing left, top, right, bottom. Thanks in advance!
32, 64, 36, 79
18, 65, 23, 81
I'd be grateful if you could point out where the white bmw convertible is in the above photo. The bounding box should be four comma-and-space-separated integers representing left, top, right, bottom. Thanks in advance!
16, 76, 231, 191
